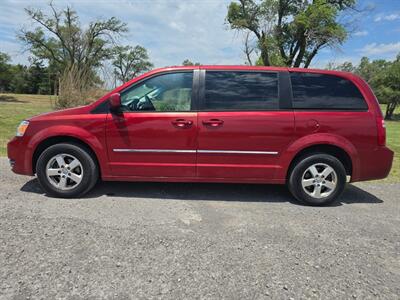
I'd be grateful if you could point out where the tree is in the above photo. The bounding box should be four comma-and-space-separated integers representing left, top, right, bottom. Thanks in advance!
226, 0, 355, 67
25, 59, 52, 94
182, 59, 201, 66
112, 45, 153, 84
0, 52, 13, 92
326, 61, 356, 72
373, 56, 400, 120
356, 57, 388, 83
326, 56, 399, 119
0, 51, 54, 94
20, 3, 127, 73
19, 2, 128, 106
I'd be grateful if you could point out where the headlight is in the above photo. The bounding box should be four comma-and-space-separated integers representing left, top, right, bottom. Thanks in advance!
16, 120, 29, 137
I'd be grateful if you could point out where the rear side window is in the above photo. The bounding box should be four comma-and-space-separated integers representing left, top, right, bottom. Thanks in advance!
290, 72, 368, 110
204, 71, 279, 110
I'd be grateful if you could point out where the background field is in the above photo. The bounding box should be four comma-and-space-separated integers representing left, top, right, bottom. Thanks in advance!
1, 93, 399, 182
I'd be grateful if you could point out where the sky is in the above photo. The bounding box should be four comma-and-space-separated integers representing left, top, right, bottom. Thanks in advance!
1, 0, 400, 69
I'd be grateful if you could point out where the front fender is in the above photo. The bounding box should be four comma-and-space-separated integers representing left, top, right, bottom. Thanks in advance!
275, 133, 360, 181
25, 125, 108, 176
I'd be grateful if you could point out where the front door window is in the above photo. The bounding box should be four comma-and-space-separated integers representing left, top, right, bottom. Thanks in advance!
120, 72, 193, 112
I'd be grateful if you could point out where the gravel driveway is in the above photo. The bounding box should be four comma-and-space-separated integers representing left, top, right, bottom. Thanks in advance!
0, 158, 399, 299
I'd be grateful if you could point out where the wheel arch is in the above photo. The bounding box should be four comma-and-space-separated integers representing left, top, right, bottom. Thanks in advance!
286, 144, 353, 181
32, 136, 101, 176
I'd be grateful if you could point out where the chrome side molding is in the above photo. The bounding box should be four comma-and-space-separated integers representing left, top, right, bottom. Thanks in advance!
113, 149, 196, 153
197, 150, 278, 155
113, 149, 278, 155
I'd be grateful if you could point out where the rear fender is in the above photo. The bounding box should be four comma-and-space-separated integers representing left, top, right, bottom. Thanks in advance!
275, 133, 359, 181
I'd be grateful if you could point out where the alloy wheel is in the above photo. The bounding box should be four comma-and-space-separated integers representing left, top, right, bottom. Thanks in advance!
301, 163, 337, 199
45, 154, 83, 190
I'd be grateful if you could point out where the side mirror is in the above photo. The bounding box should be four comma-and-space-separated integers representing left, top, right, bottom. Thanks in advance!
109, 93, 121, 112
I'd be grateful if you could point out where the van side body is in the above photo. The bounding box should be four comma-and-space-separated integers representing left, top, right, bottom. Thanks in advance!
7, 66, 394, 203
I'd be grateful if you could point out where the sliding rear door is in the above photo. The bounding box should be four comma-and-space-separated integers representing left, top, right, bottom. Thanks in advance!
196, 70, 295, 180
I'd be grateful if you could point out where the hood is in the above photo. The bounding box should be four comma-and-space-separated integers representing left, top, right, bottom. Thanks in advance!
28, 105, 91, 121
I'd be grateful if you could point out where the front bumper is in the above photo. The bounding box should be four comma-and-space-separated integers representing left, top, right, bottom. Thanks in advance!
7, 136, 33, 176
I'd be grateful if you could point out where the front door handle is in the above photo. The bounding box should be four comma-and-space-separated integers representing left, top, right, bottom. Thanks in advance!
202, 119, 224, 127
171, 119, 193, 128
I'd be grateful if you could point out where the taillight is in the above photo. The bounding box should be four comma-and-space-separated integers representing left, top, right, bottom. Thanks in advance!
376, 116, 386, 146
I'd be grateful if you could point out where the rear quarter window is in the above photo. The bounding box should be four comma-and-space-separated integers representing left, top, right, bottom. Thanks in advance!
290, 72, 368, 110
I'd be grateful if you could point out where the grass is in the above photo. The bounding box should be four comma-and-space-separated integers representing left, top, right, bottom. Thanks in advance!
0, 94, 54, 156
1, 93, 399, 182
385, 119, 400, 182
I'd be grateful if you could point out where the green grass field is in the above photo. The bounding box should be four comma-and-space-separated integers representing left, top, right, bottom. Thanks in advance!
0, 94, 54, 157
1, 93, 399, 182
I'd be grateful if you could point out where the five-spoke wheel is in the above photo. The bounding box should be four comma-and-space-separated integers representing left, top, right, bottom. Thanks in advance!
301, 163, 337, 199
45, 154, 83, 190
36, 143, 98, 198
288, 153, 346, 206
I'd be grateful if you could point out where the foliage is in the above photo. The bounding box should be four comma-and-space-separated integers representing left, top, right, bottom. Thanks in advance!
0, 53, 13, 92
182, 59, 201, 66
0, 52, 53, 94
226, 0, 355, 67
19, 3, 128, 107
330, 55, 400, 120
326, 61, 355, 72
376, 56, 400, 120
57, 64, 105, 108
20, 3, 127, 73
112, 45, 153, 84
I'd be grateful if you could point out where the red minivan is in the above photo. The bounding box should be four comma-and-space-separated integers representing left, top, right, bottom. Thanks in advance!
7, 66, 394, 205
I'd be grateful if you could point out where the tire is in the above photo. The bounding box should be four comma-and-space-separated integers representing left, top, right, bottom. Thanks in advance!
36, 143, 99, 198
288, 153, 346, 206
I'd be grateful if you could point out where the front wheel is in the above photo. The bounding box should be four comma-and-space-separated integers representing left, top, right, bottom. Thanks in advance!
36, 143, 99, 198
288, 154, 346, 206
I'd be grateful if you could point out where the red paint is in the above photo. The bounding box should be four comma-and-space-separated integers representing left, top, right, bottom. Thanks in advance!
197, 111, 294, 179
7, 66, 394, 184
105, 112, 197, 177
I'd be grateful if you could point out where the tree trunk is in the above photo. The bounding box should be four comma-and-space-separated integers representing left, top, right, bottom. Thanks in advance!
303, 46, 320, 68
260, 46, 270, 66
54, 78, 58, 96
276, 0, 288, 64
385, 102, 397, 120
259, 33, 270, 66
293, 44, 306, 67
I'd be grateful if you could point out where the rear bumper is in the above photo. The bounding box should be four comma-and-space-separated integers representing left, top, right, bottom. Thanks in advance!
355, 146, 394, 182
7, 137, 34, 176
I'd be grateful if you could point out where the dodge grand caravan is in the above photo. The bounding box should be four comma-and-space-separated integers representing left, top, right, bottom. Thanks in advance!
7, 66, 394, 205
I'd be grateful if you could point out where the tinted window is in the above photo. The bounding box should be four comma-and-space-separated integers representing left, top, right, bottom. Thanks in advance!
121, 72, 193, 112
204, 71, 279, 110
290, 72, 368, 110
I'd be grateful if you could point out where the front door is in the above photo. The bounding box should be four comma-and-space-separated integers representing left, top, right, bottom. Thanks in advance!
106, 71, 197, 178
197, 70, 295, 180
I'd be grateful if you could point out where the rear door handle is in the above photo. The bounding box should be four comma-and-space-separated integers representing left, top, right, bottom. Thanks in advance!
171, 119, 193, 128
202, 119, 224, 127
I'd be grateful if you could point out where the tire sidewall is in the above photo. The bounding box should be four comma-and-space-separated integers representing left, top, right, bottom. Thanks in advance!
289, 154, 346, 206
36, 143, 98, 198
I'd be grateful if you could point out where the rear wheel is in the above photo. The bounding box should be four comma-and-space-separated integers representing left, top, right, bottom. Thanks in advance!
288, 153, 346, 206
36, 143, 98, 198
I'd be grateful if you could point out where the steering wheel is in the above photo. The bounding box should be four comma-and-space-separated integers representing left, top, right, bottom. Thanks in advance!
127, 97, 140, 111
126, 95, 156, 111
136, 95, 156, 111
